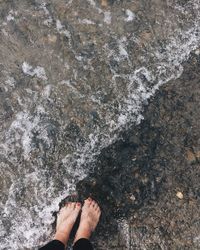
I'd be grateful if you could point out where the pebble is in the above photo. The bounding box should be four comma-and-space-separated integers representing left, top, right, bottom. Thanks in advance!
130, 195, 136, 201
186, 149, 196, 163
47, 34, 57, 43
101, 0, 108, 7
194, 49, 200, 55
176, 191, 184, 199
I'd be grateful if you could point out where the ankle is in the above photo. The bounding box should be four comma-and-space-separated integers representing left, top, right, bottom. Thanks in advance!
74, 228, 91, 243
54, 231, 69, 246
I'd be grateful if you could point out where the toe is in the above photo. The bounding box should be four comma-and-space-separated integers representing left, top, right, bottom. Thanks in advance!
75, 202, 81, 210
94, 202, 99, 210
91, 200, 96, 208
84, 197, 92, 206
67, 202, 72, 208
71, 202, 76, 209
87, 197, 92, 203
67, 202, 73, 208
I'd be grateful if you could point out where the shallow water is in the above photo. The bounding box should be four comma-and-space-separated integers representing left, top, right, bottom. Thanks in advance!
0, 0, 200, 249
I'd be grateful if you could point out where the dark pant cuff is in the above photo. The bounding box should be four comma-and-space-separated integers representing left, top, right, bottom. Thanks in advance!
39, 239, 65, 250
73, 238, 93, 250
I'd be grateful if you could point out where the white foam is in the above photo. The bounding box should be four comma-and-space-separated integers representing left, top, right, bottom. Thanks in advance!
87, 0, 105, 15
104, 11, 112, 24
1, 76, 16, 92
56, 19, 71, 39
2, 171, 66, 249
87, 0, 96, 8
118, 218, 131, 249
79, 19, 96, 25
103, 36, 129, 63
22, 62, 48, 80
6, 10, 17, 22
118, 37, 129, 59
58, 79, 83, 97
5, 76, 16, 88
6, 13, 14, 21
1, 28, 8, 36
6, 111, 40, 159
42, 84, 52, 98
56, 19, 63, 31
66, 0, 73, 6
194, 235, 200, 244
125, 9, 135, 22
39, 1, 53, 26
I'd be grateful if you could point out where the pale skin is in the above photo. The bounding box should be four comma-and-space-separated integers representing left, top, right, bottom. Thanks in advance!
54, 198, 101, 247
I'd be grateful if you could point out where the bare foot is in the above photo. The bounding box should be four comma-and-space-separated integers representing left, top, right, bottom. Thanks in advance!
54, 202, 81, 246
74, 198, 101, 243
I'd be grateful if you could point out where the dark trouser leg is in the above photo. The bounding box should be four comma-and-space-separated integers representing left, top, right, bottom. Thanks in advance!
39, 240, 65, 250
73, 238, 93, 250
39, 238, 93, 250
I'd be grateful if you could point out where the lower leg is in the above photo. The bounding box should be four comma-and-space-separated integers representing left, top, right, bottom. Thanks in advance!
55, 202, 81, 247
74, 198, 101, 245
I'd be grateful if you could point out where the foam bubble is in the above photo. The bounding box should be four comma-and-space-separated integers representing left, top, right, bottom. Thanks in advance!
22, 62, 47, 80
125, 9, 135, 22
56, 20, 71, 39
79, 19, 96, 25
104, 11, 112, 24
6, 10, 17, 22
